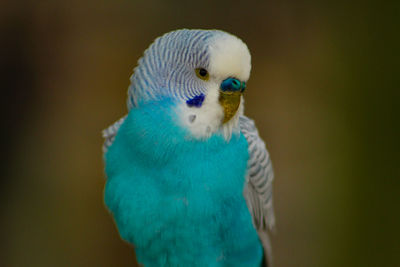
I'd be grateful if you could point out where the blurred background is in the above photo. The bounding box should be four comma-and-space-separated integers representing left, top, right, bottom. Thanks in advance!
1, 0, 399, 266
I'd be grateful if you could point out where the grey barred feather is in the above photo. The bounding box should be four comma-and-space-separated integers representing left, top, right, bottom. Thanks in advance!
102, 116, 127, 153
240, 115, 275, 267
127, 30, 219, 109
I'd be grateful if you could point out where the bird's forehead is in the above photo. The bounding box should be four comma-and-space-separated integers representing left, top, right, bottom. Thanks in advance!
208, 33, 251, 81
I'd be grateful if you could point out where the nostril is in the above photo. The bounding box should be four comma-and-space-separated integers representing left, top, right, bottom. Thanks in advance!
221, 78, 243, 92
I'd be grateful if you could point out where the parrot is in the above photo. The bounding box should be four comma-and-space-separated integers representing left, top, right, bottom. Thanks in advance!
102, 29, 275, 267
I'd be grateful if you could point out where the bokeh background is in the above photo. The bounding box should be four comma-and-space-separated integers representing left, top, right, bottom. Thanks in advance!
1, 1, 399, 266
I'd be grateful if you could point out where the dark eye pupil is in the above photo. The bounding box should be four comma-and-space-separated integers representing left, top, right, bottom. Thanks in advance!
199, 68, 207, 77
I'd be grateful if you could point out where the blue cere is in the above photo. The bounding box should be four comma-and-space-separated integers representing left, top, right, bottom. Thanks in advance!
221, 77, 246, 92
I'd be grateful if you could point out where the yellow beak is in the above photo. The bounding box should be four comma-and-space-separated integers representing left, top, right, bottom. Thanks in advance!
219, 91, 242, 124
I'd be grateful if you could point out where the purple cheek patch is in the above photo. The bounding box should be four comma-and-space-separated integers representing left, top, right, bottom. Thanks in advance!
186, 93, 205, 108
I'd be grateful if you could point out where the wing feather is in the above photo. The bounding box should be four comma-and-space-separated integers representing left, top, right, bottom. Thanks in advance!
240, 115, 275, 267
102, 115, 127, 153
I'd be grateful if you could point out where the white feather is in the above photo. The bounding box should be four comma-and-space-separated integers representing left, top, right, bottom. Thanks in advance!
209, 33, 251, 82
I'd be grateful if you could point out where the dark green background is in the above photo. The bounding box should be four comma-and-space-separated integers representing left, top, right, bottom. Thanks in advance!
1, 1, 399, 266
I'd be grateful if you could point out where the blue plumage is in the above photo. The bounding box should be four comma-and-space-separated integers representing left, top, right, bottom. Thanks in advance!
102, 29, 275, 267
104, 99, 263, 266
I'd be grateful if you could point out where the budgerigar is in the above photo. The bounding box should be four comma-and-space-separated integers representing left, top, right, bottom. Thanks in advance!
102, 29, 275, 267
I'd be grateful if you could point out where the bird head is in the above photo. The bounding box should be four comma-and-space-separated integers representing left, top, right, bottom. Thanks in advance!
128, 29, 251, 140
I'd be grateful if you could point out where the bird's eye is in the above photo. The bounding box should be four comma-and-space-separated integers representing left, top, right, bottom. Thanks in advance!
195, 68, 209, 81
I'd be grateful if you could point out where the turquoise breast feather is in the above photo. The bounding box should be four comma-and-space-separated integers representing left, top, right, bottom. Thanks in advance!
104, 99, 263, 267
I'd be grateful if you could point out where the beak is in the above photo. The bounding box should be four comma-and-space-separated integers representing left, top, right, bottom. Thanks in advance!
219, 78, 246, 123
